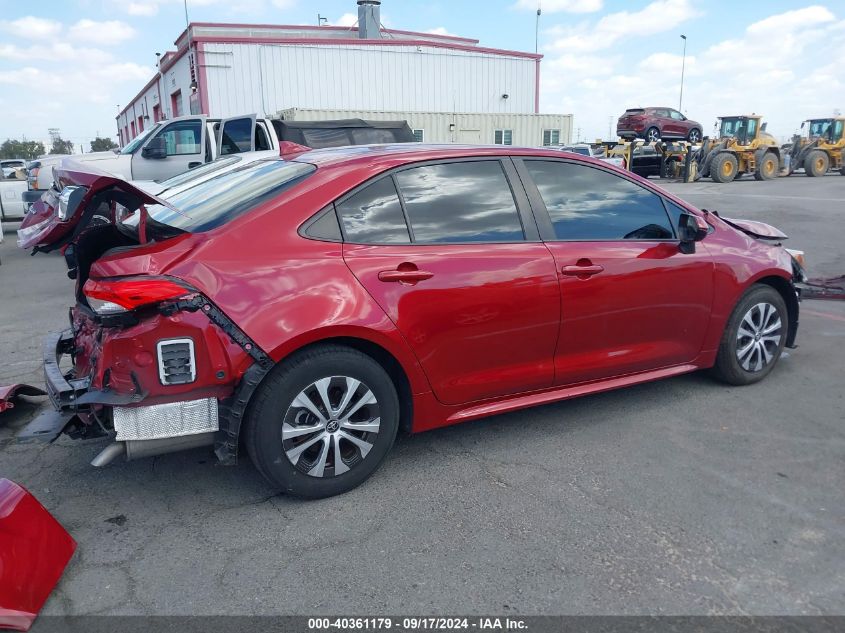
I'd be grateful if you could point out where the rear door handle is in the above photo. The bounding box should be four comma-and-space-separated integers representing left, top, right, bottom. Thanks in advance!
378, 269, 434, 284
561, 264, 604, 277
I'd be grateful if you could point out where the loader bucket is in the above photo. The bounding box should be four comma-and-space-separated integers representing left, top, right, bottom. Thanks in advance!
0, 479, 76, 632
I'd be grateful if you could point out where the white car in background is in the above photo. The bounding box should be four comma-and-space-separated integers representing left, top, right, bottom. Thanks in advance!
1, 159, 26, 178
552, 144, 626, 168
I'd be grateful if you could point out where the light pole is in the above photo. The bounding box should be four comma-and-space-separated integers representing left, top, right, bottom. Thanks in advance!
679, 34, 687, 112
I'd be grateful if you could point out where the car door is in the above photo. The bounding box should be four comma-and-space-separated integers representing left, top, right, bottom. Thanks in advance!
340, 158, 561, 406
666, 109, 687, 138
515, 158, 714, 386
131, 117, 206, 181
216, 114, 257, 156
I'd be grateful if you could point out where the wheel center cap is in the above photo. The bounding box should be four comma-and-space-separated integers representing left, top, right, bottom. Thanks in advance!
326, 419, 339, 433
754, 332, 761, 341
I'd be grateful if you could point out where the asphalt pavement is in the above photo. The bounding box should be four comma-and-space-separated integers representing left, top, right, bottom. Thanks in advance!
0, 174, 843, 618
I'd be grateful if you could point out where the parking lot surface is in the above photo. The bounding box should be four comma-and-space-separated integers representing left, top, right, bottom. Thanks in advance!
1, 175, 843, 617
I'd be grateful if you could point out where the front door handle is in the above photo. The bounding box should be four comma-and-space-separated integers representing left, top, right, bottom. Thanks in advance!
378, 269, 434, 284
188, 161, 202, 169
561, 261, 604, 278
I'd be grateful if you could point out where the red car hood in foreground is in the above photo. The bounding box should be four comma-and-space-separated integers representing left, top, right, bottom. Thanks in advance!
0, 479, 76, 632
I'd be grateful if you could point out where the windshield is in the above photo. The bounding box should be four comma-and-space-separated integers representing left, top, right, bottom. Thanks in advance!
156, 155, 242, 188
136, 159, 316, 233
120, 125, 159, 155
806, 120, 834, 139
720, 118, 757, 140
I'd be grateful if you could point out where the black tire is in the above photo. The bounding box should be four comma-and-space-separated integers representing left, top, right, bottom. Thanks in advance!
754, 151, 778, 181
645, 127, 661, 143
244, 345, 399, 499
711, 285, 788, 386
687, 128, 701, 143
805, 150, 828, 177
710, 152, 738, 183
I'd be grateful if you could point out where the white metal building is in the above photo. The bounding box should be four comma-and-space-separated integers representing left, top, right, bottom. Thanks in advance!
116, 1, 571, 147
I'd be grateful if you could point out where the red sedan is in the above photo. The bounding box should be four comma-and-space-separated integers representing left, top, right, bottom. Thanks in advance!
18, 145, 800, 498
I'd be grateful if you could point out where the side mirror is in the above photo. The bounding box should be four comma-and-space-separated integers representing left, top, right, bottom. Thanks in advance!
678, 212, 708, 254
141, 136, 167, 159
761, 122, 768, 132
800, 121, 806, 129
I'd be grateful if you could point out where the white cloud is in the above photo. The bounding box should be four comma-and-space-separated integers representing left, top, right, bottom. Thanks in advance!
513, 0, 603, 13
68, 19, 137, 46
747, 5, 834, 35
426, 27, 457, 37
0, 16, 62, 39
333, 13, 358, 27
547, 0, 700, 52
272, 0, 297, 8
127, 2, 159, 16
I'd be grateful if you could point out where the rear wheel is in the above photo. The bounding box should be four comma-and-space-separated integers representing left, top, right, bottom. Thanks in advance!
754, 151, 779, 180
805, 150, 829, 177
687, 128, 701, 143
645, 127, 661, 143
244, 345, 399, 498
711, 285, 787, 386
710, 152, 738, 183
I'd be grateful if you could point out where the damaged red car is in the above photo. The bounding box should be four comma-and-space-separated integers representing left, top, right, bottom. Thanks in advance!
18, 146, 803, 498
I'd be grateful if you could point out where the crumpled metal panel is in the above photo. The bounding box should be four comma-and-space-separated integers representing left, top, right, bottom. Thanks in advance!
112, 397, 218, 441
0, 384, 46, 414
0, 479, 76, 632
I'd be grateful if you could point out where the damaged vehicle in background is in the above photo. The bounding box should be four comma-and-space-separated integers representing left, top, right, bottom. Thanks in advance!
18, 145, 803, 498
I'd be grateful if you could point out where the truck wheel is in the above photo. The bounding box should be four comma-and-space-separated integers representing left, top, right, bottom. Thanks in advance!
805, 150, 828, 177
710, 153, 738, 183
244, 345, 400, 499
754, 151, 778, 180
645, 127, 661, 143
711, 285, 787, 386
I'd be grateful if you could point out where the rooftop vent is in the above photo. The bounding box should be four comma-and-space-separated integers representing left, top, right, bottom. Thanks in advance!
357, 0, 381, 39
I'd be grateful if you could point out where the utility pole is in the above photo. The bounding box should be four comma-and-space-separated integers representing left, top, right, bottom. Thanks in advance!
679, 34, 687, 111
607, 116, 613, 141
535, 4, 541, 54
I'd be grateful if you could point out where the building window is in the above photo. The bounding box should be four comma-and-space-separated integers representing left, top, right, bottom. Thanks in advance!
130, 121, 136, 138
153, 104, 161, 122
171, 90, 182, 118
137, 116, 144, 133
124, 126, 129, 143
412, 129, 424, 142
494, 129, 513, 145
543, 129, 560, 146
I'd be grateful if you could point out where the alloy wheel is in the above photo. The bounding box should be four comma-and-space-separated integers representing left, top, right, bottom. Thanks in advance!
735, 302, 782, 372
646, 128, 660, 142
282, 376, 381, 477
689, 130, 700, 143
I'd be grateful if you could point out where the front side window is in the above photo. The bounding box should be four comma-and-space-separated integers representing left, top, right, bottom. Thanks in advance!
494, 130, 513, 145
669, 110, 685, 121
524, 160, 674, 241
337, 177, 411, 244
157, 120, 202, 155
394, 161, 523, 243
543, 129, 560, 146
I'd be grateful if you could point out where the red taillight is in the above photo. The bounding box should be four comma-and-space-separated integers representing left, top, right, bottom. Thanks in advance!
83, 277, 190, 314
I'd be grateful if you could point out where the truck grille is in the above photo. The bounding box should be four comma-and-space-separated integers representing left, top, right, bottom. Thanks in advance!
156, 339, 196, 385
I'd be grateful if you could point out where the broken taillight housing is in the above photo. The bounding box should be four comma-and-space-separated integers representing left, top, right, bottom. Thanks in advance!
83, 277, 191, 314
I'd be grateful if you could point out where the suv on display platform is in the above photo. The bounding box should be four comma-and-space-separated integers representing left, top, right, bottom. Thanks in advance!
19, 145, 801, 499
617, 107, 703, 143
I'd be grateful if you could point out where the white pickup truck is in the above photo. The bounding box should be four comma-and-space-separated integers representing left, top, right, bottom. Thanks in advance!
1, 170, 29, 222
28, 114, 280, 193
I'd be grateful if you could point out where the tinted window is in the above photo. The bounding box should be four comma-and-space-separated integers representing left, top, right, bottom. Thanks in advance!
337, 177, 410, 243
525, 161, 674, 240
219, 118, 253, 154
394, 161, 524, 243
302, 128, 351, 148
350, 128, 397, 145
139, 159, 315, 232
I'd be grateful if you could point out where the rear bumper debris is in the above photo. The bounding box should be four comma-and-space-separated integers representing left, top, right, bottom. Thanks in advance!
0, 479, 76, 632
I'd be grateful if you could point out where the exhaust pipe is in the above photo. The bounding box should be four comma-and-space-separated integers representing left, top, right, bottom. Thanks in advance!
91, 432, 216, 467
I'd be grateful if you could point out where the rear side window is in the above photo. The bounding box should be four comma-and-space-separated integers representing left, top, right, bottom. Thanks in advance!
524, 161, 674, 240
219, 118, 253, 154
394, 161, 524, 243
337, 177, 411, 243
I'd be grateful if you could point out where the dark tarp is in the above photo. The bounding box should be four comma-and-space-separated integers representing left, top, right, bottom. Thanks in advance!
272, 119, 415, 149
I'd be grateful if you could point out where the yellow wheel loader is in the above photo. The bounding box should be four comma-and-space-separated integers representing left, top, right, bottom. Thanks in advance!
786, 117, 845, 177
697, 115, 780, 183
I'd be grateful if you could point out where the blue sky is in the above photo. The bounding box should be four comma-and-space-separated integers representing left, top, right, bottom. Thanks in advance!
0, 0, 842, 148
